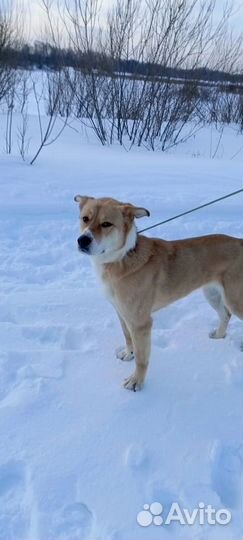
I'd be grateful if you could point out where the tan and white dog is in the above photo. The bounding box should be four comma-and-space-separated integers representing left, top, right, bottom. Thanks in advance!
75, 195, 243, 391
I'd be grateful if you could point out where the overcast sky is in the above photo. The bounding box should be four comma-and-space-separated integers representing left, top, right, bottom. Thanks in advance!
22, 0, 243, 42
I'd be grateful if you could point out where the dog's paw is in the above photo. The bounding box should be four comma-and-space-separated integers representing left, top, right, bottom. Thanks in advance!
209, 329, 226, 339
116, 346, 134, 362
123, 372, 143, 391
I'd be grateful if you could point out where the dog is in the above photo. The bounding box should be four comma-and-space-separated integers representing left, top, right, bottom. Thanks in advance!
75, 195, 243, 391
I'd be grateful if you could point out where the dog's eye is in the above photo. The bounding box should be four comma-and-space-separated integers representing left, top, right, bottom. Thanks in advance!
82, 216, 89, 223
101, 221, 113, 228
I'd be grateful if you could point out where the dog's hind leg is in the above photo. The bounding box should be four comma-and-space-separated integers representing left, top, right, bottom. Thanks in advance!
203, 284, 231, 339
222, 267, 243, 351
116, 314, 134, 361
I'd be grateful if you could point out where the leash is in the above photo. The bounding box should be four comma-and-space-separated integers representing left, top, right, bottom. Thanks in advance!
138, 188, 243, 234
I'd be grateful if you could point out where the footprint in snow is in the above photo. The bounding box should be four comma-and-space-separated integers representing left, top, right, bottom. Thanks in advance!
0, 352, 52, 408
123, 443, 153, 498
0, 460, 33, 540
21, 325, 63, 346
62, 326, 97, 353
51, 502, 94, 540
123, 444, 184, 535
145, 480, 181, 533
0, 352, 31, 404
211, 442, 243, 508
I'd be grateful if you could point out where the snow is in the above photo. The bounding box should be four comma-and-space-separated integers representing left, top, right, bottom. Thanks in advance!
0, 119, 243, 540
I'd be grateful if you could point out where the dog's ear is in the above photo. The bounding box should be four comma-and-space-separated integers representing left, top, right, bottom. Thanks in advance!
74, 195, 94, 208
132, 206, 150, 218
121, 204, 150, 220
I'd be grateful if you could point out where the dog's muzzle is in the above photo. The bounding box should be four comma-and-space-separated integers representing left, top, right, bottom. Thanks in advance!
77, 234, 92, 253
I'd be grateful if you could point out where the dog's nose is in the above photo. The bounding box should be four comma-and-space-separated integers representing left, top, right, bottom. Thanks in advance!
77, 235, 92, 250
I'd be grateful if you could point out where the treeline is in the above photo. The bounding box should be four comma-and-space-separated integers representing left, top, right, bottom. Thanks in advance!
1, 42, 243, 91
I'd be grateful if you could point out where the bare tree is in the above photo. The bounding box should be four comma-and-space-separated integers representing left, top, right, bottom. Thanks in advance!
29, 70, 73, 165
0, 1, 25, 155
60, 0, 109, 144
41, 0, 243, 151
104, 0, 243, 149
17, 73, 31, 160
0, 2, 15, 102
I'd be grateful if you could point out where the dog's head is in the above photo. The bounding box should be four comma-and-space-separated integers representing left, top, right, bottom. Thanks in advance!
74, 195, 150, 263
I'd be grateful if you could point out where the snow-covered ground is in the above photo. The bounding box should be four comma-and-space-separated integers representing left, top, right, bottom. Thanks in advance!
0, 120, 243, 540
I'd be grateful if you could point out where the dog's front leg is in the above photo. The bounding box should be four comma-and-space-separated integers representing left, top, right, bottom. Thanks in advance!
123, 319, 152, 391
116, 314, 134, 361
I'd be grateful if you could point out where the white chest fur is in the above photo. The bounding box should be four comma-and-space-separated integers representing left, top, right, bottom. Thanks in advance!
92, 260, 115, 305
91, 225, 137, 306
